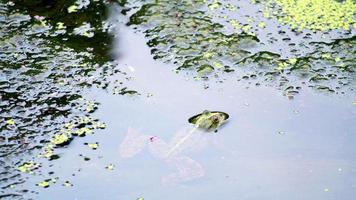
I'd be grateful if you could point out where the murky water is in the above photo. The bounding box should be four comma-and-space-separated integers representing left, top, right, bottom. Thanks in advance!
1, 0, 356, 199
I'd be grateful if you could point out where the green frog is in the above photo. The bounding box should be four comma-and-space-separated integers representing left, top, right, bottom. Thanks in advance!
119, 110, 229, 184
188, 110, 229, 131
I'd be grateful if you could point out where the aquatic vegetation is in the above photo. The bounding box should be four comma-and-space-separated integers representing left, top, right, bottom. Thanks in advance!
1, 0, 355, 198
237, 37, 356, 97
127, 0, 259, 75
37, 180, 50, 188
85, 142, 99, 150
17, 161, 39, 174
117, 87, 140, 95
51, 133, 72, 146
123, 0, 355, 96
264, 0, 356, 31
39, 116, 106, 161
36, 178, 58, 188
0, 1, 127, 198
5, 119, 15, 126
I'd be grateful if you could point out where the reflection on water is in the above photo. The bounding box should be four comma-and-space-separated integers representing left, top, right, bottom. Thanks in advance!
28, 9, 356, 199
119, 127, 205, 185
0, 1, 125, 198
123, 0, 355, 97
0, 1, 355, 200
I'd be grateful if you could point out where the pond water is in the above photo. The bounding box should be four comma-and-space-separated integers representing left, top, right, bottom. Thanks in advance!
1, 0, 356, 200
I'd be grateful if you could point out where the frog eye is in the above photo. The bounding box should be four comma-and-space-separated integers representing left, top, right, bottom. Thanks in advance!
211, 115, 219, 122
188, 111, 229, 127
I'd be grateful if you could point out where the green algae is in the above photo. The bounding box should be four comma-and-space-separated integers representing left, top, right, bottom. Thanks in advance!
36, 178, 58, 188
85, 142, 99, 150
264, 0, 356, 31
123, 0, 355, 96
0, 1, 126, 197
127, 0, 259, 74
17, 161, 40, 174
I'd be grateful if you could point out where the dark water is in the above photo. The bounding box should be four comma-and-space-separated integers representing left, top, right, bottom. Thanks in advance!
1, 0, 356, 199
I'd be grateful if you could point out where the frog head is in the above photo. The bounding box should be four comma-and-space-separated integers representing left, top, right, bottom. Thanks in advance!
188, 111, 229, 131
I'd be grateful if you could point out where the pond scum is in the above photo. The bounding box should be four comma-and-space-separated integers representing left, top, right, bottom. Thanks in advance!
0, 0, 133, 198
124, 0, 355, 96
0, 0, 355, 198
264, 0, 356, 31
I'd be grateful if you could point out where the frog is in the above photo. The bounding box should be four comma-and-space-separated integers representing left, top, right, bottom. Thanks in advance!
119, 111, 229, 184
188, 110, 229, 131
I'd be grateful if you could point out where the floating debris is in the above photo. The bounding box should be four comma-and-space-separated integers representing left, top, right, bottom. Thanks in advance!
36, 178, 57, 188
105, 164, 115, 171
37, 180, 50, 188
85, 142, 99, 150
278, 131, 286, 135
17, 161, 39, 174
62, 181, 73, 187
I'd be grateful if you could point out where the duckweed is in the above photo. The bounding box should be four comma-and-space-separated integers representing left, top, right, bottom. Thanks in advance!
85, 143, 99, 150
51, 133, 72, 146
6, 119, 15, 126
265, 0, 356, 31
124, 0, 355, 96
63, 181, 73, 187
17, 161, 39, 174
37, 180, 50, 188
